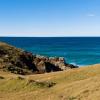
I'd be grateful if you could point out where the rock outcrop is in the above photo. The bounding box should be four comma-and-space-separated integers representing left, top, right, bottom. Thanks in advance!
0, 42, 78, 75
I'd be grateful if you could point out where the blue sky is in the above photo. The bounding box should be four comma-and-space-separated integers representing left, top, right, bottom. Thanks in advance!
0, 0, 100, 37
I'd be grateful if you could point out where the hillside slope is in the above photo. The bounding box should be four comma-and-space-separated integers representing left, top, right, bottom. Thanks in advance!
0, 64, 100, 100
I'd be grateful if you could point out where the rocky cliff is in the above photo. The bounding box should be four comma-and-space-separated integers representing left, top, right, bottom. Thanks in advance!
0, 42, 78, 75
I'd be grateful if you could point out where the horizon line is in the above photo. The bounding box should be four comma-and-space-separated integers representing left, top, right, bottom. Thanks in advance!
0, 36, 100, 38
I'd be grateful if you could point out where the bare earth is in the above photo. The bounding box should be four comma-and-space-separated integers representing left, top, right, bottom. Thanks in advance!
0, 64, 100, 100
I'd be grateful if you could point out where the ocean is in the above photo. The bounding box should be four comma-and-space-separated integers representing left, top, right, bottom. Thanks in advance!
0, 37, 100, 66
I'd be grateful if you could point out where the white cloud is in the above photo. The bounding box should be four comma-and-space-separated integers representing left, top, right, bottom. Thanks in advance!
87, 14, 95, 17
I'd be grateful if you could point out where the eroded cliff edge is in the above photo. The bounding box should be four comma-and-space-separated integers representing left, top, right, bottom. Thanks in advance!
0, 42, 78, 75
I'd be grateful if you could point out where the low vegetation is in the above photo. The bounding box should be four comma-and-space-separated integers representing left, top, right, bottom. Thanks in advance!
0, 76, 55, 93
0, 76, 4, 79
0, 64, 100, 100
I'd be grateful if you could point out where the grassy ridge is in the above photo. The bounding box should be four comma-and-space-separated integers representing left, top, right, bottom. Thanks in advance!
0, 64, 100, 100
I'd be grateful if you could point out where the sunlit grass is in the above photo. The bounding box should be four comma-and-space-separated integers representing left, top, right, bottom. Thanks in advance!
0, 64, 100, 100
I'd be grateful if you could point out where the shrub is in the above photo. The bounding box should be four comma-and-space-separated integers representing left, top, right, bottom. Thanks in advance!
68, 96, 77, 100
16, 76, 24, 80
0, 76, 4, 79
27, 80, 56, 88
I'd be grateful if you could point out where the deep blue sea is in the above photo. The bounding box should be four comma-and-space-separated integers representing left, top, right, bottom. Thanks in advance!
0, 37, 100, 66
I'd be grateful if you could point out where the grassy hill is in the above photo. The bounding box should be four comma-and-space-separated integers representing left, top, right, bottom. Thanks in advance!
0, 64, 100, 100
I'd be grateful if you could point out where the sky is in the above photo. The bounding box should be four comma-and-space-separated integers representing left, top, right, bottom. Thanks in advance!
0, 0, 100, 37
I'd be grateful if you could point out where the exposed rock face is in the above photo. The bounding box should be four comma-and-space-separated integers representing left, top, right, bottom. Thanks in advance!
0, 42, 78, 75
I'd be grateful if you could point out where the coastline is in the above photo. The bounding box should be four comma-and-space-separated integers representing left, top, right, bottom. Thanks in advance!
0, 37, 100, 66
0, 42, 78, 75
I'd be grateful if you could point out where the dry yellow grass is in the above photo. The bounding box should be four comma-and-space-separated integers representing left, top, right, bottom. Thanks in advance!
0, 64, 100, 100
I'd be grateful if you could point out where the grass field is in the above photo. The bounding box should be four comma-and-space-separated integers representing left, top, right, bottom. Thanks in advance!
0, 64, 100, 100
